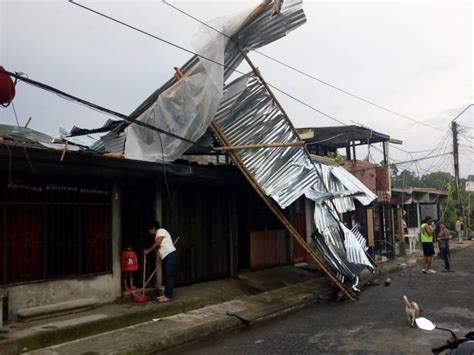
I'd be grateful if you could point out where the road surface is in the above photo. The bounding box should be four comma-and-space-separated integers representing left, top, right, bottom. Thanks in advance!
166, 246, 473, 354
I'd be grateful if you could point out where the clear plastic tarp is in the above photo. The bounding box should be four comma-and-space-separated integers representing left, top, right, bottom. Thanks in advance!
124, 10, 252, 162
124, 0, 307, 163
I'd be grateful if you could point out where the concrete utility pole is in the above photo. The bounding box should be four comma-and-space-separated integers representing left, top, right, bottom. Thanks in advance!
451, 121, 463, 216
451, 104, 473, 217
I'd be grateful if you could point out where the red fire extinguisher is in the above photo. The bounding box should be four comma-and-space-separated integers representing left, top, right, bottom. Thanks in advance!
0, 66, 16, 106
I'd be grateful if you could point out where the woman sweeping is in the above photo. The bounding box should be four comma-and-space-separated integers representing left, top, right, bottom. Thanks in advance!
144, 221, 177, 303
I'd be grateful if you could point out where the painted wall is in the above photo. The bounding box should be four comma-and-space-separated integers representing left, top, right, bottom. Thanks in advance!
4, 180, 122, 323
5, 273, 120, 322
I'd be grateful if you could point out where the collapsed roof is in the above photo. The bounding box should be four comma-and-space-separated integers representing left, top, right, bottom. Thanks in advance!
10, 0, 379, 297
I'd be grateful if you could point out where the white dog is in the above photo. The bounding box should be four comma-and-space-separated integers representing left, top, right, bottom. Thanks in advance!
403, 295, 421, 327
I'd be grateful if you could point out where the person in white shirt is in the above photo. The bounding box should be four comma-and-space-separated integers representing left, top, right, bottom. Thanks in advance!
144, 221, 177, 302
455, 217, 464, 244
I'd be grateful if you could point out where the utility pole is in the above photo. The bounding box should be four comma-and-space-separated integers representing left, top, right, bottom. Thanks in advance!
451, 121, 463, 216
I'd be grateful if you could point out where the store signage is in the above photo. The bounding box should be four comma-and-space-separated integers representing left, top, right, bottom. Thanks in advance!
466, 181, 474, 192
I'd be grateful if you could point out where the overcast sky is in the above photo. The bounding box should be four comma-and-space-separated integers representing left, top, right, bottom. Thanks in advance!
1, 0, 472, 178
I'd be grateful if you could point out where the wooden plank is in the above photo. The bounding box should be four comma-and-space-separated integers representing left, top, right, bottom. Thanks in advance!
228, 48, 358, 300
366, 208, 375, 247
214, 142, 304, 151
209, 121, 357, 301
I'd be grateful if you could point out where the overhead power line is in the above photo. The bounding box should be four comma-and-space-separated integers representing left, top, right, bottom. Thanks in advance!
162, 0, 446, 133
1, 69, 212, 150
68, 0, 346, 126
389, 144, 441, 155
451, 104, 473, 122
347, 152, 453, 174
0, 69, 344, 154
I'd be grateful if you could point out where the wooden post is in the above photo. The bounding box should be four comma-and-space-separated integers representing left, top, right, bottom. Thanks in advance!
231, 45, 375, 295
366, 208, 375, 247
209, 122, 357, 301
154, 185, 163, 292
391, 207, 396, 243
468, 192, 472, 233
214, 141, 304, 151
24, 117, 32, 128
234, 46, 359, 219
60, 141, 68, 162
397, 207, 404, 240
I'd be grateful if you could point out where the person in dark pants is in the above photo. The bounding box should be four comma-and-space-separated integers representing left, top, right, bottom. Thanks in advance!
437, 222, 453, 272
144, 221, 177, 302
420, 216, 436, 274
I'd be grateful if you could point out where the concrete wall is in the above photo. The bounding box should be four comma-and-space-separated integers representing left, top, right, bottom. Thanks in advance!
6, 273, 118, 322
4, 180, 123, 323
342, 160, 377, 192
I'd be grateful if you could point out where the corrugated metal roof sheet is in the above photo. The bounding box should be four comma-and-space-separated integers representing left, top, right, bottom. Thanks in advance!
223, 0, 306, 81
215, 73, 318, 209
331, 166, 378, 206
101, 132, 126, 153
315, 163, 355, 213
0, 124, 52, 143
118, 0, 306, 132
69, 119, 121, 136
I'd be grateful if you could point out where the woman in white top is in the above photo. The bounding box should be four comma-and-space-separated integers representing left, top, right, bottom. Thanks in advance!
144, 221, 177, 302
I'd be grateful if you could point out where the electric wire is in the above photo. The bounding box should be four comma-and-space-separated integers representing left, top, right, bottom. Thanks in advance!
67, 0, 345, 126
1, 68, 215, 151
305, 133, 345, 145
161, 0, 445, 133
68, 0, 466, 146
420, 149, 450, 174
459, 132, 474, 141
389, 144, 442, 155
376, 133, 450, 175
9, 86, 36, 175
343, 152, 453, 175
418, 134, 451, 173
153, 108, 175, 211
451, 104, 473, 122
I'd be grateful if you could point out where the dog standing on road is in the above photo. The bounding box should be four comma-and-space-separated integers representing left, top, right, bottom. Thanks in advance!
403, 295, 421, 327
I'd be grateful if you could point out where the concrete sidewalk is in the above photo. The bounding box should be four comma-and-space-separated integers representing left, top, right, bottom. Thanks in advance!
0, 266, 325, 355
3, 240, 472, 355
27, 278, 333, 355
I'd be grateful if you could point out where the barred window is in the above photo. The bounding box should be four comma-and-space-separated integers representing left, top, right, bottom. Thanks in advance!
0, 179, 111, 285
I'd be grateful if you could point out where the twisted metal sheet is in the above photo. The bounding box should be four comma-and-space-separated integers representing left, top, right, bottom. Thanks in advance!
215, 74, 318, 209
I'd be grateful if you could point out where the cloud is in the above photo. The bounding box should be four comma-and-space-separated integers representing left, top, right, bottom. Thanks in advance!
1, 0, 472, 176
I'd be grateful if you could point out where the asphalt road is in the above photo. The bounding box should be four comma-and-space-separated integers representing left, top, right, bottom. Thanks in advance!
167, 246, 474, 355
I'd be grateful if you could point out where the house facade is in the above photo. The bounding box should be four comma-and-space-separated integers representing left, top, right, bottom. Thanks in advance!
0, 139, 309, 322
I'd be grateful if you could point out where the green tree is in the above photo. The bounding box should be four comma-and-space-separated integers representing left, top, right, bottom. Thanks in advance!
420, 172, 452, 190
391, 169, 421, 188
389, 169, 471, 231
441, 182, 457, 229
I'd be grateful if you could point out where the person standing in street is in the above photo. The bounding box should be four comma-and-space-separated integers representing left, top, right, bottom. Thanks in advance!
455, 217, 464, 244
420, 216, 436, 274
437, 222, 452, 272
145, 221, 177, 303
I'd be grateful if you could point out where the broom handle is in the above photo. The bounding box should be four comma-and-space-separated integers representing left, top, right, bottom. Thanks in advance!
144, 267, 158, 289
143, 236, 180, 289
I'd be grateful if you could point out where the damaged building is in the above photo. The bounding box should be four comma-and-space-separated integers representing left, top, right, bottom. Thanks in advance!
1, 0, 384, 323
